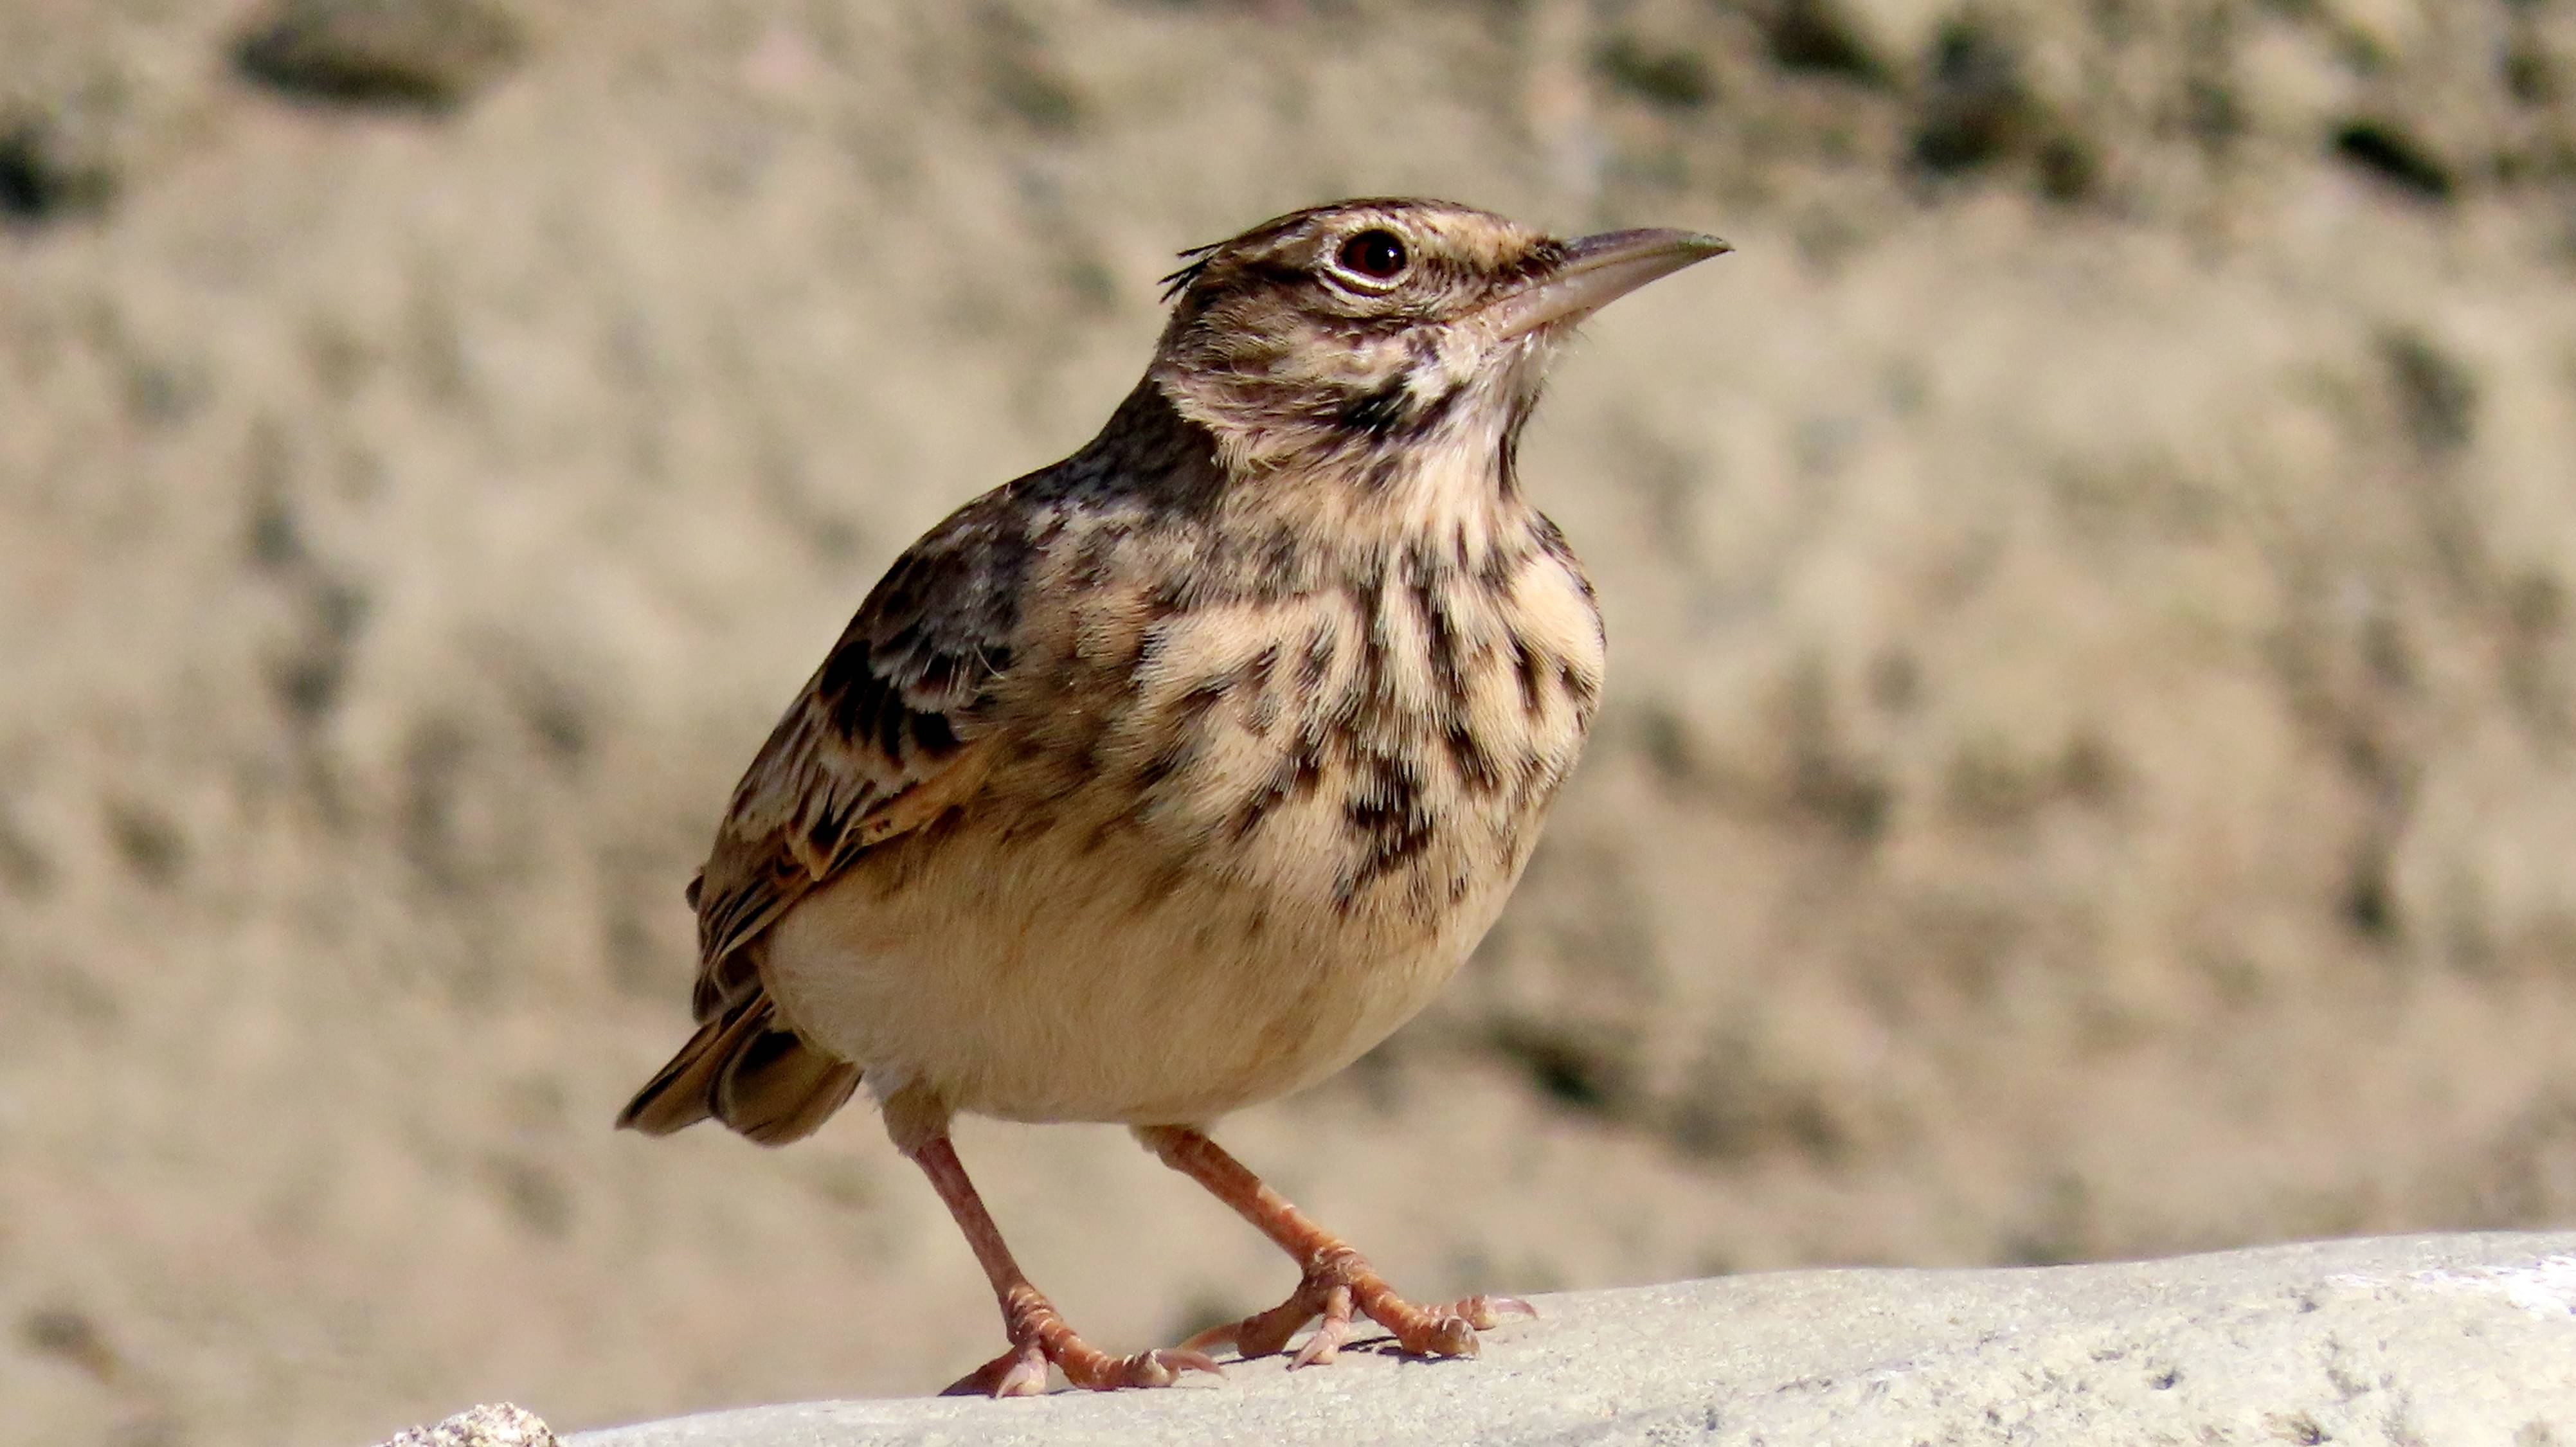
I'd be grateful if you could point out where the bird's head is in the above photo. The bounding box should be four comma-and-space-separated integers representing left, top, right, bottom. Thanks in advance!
1148, 198, 1728, 480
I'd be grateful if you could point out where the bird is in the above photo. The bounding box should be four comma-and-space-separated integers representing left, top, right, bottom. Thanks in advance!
617, 197, 1729, 1398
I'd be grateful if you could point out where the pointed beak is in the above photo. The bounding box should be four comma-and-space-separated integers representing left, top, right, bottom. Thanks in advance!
1484, 228, 1732, 340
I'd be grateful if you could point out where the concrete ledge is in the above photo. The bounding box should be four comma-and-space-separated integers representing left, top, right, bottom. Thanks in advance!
544, 1233, 2576, 1445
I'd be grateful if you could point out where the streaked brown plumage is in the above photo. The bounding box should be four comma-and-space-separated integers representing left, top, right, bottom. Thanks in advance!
619, 198, 1728, 1396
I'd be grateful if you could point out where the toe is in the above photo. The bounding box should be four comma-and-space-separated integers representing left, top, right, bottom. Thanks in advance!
1373, 1305, 1479, 1358
1236, 1309, 1311, 1360
1065, 1346, 1225, 1392
1189, 1293, 1324, 1360
1417, 1314, 1480, 1358
1288, 1313, 1355, 1369
1120, 1353, 1177, 1390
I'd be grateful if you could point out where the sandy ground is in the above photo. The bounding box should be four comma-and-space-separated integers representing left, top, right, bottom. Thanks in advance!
5, 1, 2576, 1443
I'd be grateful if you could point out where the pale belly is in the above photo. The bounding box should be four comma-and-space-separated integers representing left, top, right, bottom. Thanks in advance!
762, 814, 1518, 1124
761, 507, 1604, 1125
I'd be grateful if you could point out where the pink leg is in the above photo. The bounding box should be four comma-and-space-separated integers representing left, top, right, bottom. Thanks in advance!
906, 1134, 1223, 1396
1136, 1126, 1536, 1368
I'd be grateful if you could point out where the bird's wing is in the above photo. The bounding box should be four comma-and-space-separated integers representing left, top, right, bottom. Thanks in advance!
685, 490, 1031, 1021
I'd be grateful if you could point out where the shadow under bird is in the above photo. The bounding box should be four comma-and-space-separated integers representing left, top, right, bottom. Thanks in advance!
619, 197, 1729, 1396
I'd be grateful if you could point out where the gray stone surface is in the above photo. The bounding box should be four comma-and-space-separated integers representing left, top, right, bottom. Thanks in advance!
564, 1233, 2576, 1446
382, 1403, 557, 1447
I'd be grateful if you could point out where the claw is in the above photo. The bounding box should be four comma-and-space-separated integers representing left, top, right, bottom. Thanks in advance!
995, 1347, 1052, 1398
1459, 1295, 1538, 1329
942, 1342, 1049, 1398
1157, 1349, 1228, 1382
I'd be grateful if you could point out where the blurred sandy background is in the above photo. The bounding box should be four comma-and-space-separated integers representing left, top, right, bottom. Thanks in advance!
5, 0, 2575, 1441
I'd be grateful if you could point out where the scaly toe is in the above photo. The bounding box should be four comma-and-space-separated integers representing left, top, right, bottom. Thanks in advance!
1352, 1290, 1481, 1358
1418, 1314, 1480, 1358
1288, 1311, 1357, 1369
1068, 1345, 1225, 1390
948, 1326, 1223, 1396
1352, 1283, 1513, 1358
1185, 1293, 1324, 1360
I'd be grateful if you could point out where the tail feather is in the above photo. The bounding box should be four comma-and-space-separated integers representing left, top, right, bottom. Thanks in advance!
617, 991, 861, 1146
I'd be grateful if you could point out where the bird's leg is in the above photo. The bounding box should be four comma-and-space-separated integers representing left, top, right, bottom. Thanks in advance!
1135, 1125, 1536, 1368
905, 1134, 1224, 1396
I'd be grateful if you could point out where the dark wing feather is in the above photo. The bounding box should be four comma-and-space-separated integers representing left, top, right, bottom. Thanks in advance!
624, 382, 1230, 1142
685, 488, 1036, 1021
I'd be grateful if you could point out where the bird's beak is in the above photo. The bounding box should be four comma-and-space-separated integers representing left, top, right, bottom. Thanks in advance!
1484, 228, 1732, 341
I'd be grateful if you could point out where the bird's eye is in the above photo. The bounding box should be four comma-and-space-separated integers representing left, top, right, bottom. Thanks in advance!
1336, 229, 1409, 282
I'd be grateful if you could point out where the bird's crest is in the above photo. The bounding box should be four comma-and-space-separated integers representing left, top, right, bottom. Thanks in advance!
1158, 241, 1222, 303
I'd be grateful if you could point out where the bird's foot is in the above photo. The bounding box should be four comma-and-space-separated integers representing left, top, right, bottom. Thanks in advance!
943, 1288, 1224, 1398
1181, 1244, 1536, 1368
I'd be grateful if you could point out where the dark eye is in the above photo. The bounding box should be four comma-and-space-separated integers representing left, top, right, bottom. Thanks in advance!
1337, 228, 1409, 281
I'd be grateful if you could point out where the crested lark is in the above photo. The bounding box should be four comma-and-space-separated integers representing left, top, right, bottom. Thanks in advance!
619, 198, 1728, 1396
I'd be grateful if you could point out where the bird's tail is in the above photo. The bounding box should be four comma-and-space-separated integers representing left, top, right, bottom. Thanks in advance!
616, 989, 863, 1146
